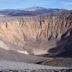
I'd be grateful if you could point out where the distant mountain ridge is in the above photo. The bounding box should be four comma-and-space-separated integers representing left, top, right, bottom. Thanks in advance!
0, 7, 66, 16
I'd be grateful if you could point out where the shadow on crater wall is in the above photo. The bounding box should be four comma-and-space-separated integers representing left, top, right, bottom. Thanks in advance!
47, 29, 72, 58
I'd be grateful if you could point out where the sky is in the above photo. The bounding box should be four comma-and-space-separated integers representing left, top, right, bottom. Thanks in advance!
0, 0, 72, 10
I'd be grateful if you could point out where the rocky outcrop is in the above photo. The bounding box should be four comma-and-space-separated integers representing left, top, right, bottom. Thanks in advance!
0, 11, 72, 56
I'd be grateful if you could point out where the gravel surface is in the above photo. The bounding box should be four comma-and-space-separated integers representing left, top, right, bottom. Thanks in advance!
0, 60, 71, 70
0, 69, 72, 72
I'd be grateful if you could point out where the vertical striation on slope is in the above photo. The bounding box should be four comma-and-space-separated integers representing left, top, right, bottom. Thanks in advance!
0, 11, 72, 56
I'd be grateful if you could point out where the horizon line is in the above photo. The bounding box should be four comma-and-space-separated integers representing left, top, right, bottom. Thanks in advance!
0, 6, 70, 10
